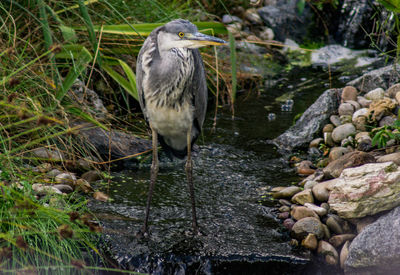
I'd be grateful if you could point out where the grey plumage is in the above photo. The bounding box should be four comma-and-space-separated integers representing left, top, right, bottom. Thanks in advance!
136, 19, 226, 235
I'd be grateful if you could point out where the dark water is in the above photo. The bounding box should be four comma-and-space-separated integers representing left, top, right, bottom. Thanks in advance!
89, 66, 348, 274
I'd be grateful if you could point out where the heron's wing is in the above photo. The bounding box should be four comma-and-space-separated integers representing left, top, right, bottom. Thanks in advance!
191, 49, 208, 132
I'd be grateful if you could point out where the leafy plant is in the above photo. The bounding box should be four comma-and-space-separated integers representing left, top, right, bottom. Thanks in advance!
371, 120, 400, 148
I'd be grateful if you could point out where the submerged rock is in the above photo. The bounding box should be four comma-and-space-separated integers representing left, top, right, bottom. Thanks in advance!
328, 162, 400, 218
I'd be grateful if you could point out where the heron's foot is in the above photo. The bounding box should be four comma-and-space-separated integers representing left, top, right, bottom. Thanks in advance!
136, 227, 150, 239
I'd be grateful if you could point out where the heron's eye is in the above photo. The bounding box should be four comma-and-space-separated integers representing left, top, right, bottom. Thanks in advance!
178, 32, 185, 38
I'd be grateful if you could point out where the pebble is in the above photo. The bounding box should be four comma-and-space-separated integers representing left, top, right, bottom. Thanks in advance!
329, 147, 351, 162
312, 181, 333, 202
222, 14, 242, 24
322, 124, 335, 133
339, 115, 352, 124
376, 152, 400, 165
291, 189, 314, 205
353, 115, 367, 131
304, 203, 327, 216
53, 184, 74, 194
244, 8, 262, 24
304, 180, 318, 190
55, 173, 76, 186
326, 215, 344, 234
379, 115, 396, 127
317, 241, 339, 265
386, 83, 400, 98
81, 170, 102, 183
292, 217, 324, 240
77, 158, 92, 171
330, 115, 341, 127
365, 87, 385, 101
340, 241, 350, 269
396, 91, 400, 105
357, 96, 371, 108
278, 199, 292, 207
352, 108, 368, 121
75, 179, 93, 194
93, 191, 109, 202
331, 123, 356, 143
302, 233, 318, 250
329, 234, 355, 247
283, 218, 295, 230
33, 147, 64, 161
278, 212, 290, 219
345, 100, 360, 111
309, 138, 323, 148
341, 86, 358, 102
46, 169, 62, 178
290, 206, 319, 220
272, 186, 302, 199
279, 205, 291, 212
322, 223, 331, 239
338, 103, 355, 116
32, 184, 62, 196
259, 27, 274, 40
324, 132, 335, 147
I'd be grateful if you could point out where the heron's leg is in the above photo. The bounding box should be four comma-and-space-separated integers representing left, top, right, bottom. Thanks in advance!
185, 124, 198, 234
141, 125, 159, 235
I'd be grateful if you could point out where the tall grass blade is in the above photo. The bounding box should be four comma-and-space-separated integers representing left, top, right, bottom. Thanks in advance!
228, 31, 237, 104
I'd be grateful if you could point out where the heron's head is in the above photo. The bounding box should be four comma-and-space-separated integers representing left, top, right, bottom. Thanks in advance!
157, 19, 226, 52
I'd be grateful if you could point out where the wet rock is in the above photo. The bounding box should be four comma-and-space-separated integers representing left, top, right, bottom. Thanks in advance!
222, 14, 242, 24
283, 218, 295, 230
272, 186, 303, 199
303, 180, 318, 190
345, 206, 400, 273
365, 87, 385, 101
329, 234, 355, 248
347, 65, 400, 93
338, 103, 355, 116
322, 124, 334, 133
32, 184, 62, 196
46, 169, 62, 178
309, 138, 323, 148
55, 173, 76, 186
304, 203, 327, 217
377, 152, 400, 165
317, 241, 339, 265
357, 96, 371, 108
341, 86, 358, 102
329, 162, 400, 219
379, 115, 396, 127
330, 115, 341, 127
292, 217, 324, 240
329, 147, 351, 162
291, 189, 314, 205
302, 233, 318, 250
387, 83, 400, 98
33, 147, 64, 161
53, 184, 74, 194
278, 199, 292, 207
290, 206, 319, 221
273, 89, 340, 153
340, 241, 350, 269
331, 123, 356, 143
81, 170, 102, 183
312, 179, 337, 202
326, 215, 344, 235
323, 151, 375, 179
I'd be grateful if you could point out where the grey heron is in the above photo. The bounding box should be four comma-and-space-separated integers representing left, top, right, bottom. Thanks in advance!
136, 19, 226, 235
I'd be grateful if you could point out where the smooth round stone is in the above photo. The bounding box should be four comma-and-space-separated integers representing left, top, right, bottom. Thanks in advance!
304, 180, 318, 190
312, 182, 331, 202
340, 241, 350, 269
326, 215, 344, 234
32, 184, 63, 196
323, 124, 335, 133
322, 223, 331, 239
279, 205, 291, 212
329, 147, 350, 162
291, 206, 319, 220
357, 96, 371, 108
341, 86, 358, 102
291, 189, 314, 205
345, 100, 361, 111
332, 123, 356, 143
396, 91, 400, 105
292, 217, 325, 240
339, 115, 352, 124
53, 184, 74, 194
338, 103, 355, 116
272, 186, 302, 199
353, 116, 367, 131
222, 14, 242, 24
304, 203, 327, 216
310, 138, 323, 148
365, 87, 385, 101
81, 170, 102, 183
387, 83, 400, 98
320, 203, 330, 211
278, 199, 292, 207
317, 241, 339, 265
259, 27, 274, 40
329, 234, 355, 247
377, 152, 400, 165
330, 115, 341, 127
278, 212, 290, 219
302, 233, 318, 250
46, 169, 62, 178
352, 108, 368, 122
355, 131, 371, 142
379, 115, 396, 127
55, 173, 76, 186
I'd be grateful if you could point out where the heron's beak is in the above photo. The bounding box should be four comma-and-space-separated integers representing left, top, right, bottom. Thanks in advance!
186, 32, 227, 46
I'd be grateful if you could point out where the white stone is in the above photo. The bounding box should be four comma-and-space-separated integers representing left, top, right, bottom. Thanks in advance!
332, 123, 356, 143
352, 108, 368, 122
365, 88, 385, 101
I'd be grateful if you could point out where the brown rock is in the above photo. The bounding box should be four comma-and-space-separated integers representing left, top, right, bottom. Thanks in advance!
312, 179, 337, 202
292, 217, 325, 240
93, 191, 109, 202
290, 206, 319, 221
81, 170, 102, 183
340, 241, 350, 269
326, 215, 344, 234
323, 151, 375, 179
291, 189, 314, 205
329, 234, 356, 247
272, 186, 302, 199
329, 147, 351, 162
318, 240, 339, 265
377, 152, 400, 165
387, 83, 400, 98
323, 124, 335, 133
341, 86, 358, 102
302, 233, 318, 250
75, 179, 93, 193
